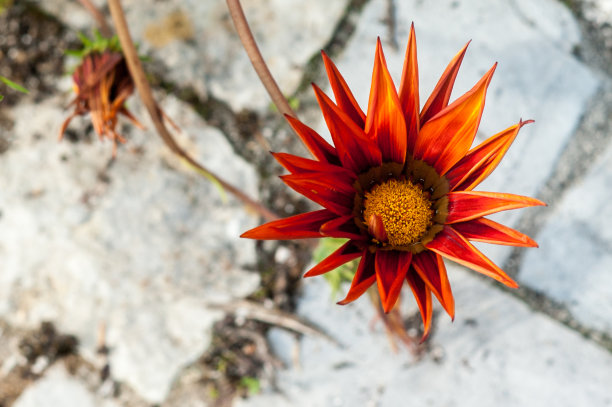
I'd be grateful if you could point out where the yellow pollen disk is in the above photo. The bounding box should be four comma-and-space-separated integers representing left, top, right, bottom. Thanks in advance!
363, 178, 433, 246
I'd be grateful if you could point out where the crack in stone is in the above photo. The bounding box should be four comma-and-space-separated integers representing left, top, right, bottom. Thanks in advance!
500, 1, 612, 353
293, 0, 374, 98
384, 0, 399, 51
500, 84, 612, 354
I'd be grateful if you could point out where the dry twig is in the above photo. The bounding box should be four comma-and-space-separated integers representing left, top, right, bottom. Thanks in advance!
107, 0, 278, 221
207, 300, 340, 346
226, 0, 297, 119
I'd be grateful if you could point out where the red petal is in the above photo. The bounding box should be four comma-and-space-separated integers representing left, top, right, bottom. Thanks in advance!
420, 41, 469, 124
405, 270, 433, 341
452, 218, 538, 247
412, 251, 455, 319
284, 114, 340, 165
322, 51, 366, 128
241, 209, 336, 240
426, 226, 518, 288
281, 172, 355, 215
375, 250, 412, 313
338, 250, 376, 305
364, 38, 408, 165
304, 241, 362, 277
446, 191, 546, 224
320, 215, 364, 240
398, 23, 420, 153
314, 84, 383, 173
415, 64, 496, 176
447, 120, 533, 191
272, 152, 356, 177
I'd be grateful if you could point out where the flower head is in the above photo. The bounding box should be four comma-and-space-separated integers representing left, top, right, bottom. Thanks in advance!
60, 47, 143, 155
242, 26, 544, 339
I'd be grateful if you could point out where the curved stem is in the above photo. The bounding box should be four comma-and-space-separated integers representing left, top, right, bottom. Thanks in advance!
226, 0, 297, 119
108, 0, 278, 222
77, 0, 113, 38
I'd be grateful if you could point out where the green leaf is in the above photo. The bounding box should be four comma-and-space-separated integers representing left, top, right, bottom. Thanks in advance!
77, 32, 93, 47
313, 238, 358, 299
0, 76, 28, 94
288, 96, 300, 111
0, 94, 4, 101
64, 49, 84, 57
239, 377, 260, 395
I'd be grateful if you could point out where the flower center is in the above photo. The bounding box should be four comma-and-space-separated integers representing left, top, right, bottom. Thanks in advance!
363, 178, 433, 246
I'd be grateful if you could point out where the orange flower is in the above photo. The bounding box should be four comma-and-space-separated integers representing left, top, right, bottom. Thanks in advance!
60, 50, 143, 155
242, 26, 544, 339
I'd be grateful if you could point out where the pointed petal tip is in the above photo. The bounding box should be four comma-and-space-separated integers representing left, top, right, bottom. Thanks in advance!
240, 229, 254, 239
520, 118, 535, 127
504, 278, 519, 289
381, 302, 393, 314
375, 37, 384, 56
321, 49, 330, 62
448, 306, 456, 321
457, 39, 471, 56
534, 198, 547, 207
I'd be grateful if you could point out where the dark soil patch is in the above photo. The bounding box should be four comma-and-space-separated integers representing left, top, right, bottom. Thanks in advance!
0, 2, 78, 106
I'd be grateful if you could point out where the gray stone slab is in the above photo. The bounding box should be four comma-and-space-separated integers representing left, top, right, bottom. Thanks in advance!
313, 0, 600, 265
0, 95, 260, 403
520, 140, 612, 334
237, 266, 612, 407
37, 0, 350, 111
13, 365, 117, 407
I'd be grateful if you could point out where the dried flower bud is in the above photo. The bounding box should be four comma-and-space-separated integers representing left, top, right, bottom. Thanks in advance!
60, 50, 143, 155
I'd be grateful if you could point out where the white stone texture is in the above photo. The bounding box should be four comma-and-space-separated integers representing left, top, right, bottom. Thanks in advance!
13, 365, 118, 407
237, 267, 612, 407
0, 95, 260, 403
37, 0, 350, 111
520, 140, 612, 334
313, 0, 600, 265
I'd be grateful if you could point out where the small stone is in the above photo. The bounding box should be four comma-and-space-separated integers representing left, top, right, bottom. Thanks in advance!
274, 246, 292, 264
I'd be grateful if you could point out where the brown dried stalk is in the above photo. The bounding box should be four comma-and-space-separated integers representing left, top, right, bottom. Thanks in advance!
107, 0, 278, 222
368, 289, 419, 353
208, 299, 339, 345
226, 0, 297, 119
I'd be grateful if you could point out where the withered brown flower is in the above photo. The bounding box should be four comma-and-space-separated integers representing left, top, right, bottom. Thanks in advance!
60, 50, 143, 155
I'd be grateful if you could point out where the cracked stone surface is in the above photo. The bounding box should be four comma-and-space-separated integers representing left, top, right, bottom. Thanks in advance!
236, 268, 612, 407
36, 0, 350, 111
0, 94, 260, 403
520, 140, 612, 334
